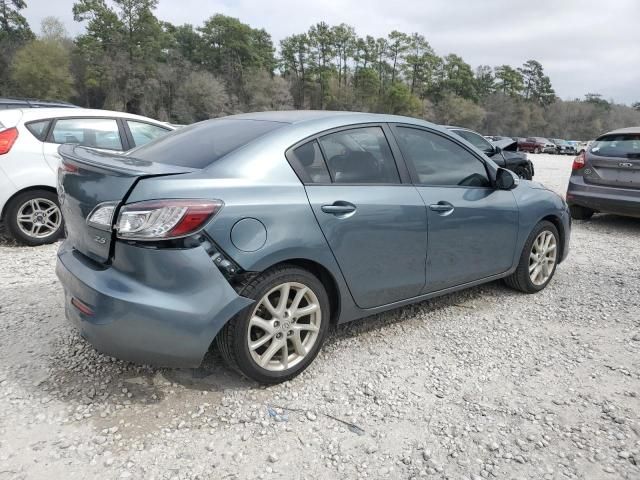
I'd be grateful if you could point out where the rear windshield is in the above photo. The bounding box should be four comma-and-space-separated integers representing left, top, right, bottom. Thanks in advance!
128, 118, 284, 168
590, 134, 640, 158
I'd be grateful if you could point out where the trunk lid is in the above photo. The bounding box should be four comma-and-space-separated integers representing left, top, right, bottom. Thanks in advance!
58, 144, 195, 263
584, 133, 640, 190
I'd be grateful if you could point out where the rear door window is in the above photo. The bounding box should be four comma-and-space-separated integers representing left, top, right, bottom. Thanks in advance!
291, 140, 331, 183
318, 127, 400, 184
127, 120, 170, 147
591, 134, 640, 158
50, 118, 123, 150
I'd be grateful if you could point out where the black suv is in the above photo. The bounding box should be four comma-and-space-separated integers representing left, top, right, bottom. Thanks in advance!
445, 126, 534, 179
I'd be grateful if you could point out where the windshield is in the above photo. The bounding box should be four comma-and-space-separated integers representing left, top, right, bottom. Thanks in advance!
590, 133, 640, 158
127, 118, 285, 168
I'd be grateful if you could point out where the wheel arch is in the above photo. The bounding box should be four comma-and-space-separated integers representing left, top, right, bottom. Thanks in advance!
260, 258, 342, 325
1, 185, 58, 220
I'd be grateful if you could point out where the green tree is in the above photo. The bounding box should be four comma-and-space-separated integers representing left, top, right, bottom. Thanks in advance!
439, 54, 477, 101
0, 0, 34, 92
307, 22, 334, 109
434, 92, 485, 130
12, 26, 74, 99
387, 30, 410, 84
280, 33, 309, 108
518, 60, 555, 106
475, 65, 495, 100
73, 0, 164, 113
494, 65, 523, 97
403, 33, 439, 97
0, 0, 31, 40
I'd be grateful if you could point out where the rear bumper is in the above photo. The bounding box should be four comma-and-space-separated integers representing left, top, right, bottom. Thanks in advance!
56, 241, 253, 367
567, 176, 640, 218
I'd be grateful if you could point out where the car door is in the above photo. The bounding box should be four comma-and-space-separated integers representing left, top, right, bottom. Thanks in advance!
288, 125, 428, 309
42, 117, 127, 172
390, 124, 519, 292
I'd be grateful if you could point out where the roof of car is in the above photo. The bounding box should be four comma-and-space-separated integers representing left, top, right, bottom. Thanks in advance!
230, 110, 437, 126
602, 126, 640, 135
0, 97, 78, 108
5, 108, 170, 125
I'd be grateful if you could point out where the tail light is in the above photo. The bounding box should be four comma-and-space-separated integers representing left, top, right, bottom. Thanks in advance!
115, 199, 223, 240
572, 152, 586, 170
0, 127, 18, 155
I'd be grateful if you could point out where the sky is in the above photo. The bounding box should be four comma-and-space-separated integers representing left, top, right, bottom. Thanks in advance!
22, 0, 640, 105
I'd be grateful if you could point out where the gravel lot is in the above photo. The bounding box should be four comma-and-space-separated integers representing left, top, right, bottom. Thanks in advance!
1, 153, 639, 480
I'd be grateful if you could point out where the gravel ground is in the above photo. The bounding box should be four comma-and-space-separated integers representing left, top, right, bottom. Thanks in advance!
0, 153, 639, 480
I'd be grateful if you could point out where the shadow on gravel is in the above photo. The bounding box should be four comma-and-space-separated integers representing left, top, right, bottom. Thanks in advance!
579, 213, 640, 233
327, 281, 503, 346
35, 281, 501, 410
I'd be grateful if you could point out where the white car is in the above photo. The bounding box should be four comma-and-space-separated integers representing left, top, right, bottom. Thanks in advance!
0, 108, 175, 245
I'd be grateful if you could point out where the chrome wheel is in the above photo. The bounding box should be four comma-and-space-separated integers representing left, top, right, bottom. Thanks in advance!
248, 282, 321, 372
529, 230, 557, 286
16, 198, 61, 239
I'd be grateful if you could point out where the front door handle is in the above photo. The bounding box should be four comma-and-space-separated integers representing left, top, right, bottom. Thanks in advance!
321, 202, 356, 215
429, 202, 455, 214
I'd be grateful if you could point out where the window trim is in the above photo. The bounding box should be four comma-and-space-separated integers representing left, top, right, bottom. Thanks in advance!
122, 118, 172, 148
24, 119, 53, 141
43, 116, 130, 151
284, 122, 412, 186
388, 123, 495, 190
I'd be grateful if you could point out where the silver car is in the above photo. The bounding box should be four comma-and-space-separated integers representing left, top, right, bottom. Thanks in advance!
567, 127, 640, 219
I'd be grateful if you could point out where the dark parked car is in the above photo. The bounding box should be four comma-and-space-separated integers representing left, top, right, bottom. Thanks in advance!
56, 111, 570, 383
518, 137, 556, 154
551, 139, 577, 155
567, 127, 640, 219
446, 126, 534, 179
0, 97, 79, 110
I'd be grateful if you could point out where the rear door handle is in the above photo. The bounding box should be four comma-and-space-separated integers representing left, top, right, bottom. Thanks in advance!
429, 202, 455, 214
321, 202, 356, 215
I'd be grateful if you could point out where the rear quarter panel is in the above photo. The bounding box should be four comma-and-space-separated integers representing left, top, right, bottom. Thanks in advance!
126, 135, 358, 323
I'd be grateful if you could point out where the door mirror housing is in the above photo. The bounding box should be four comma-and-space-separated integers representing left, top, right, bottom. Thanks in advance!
484, 145, 499, 157
495, 167, 519, 190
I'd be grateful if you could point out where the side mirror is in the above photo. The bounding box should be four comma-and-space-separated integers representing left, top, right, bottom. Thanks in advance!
495, 167, 519, 190
484, 145, 499, 157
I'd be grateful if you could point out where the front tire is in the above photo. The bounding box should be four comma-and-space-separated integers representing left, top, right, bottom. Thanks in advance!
513, 165, 532, 180
504, 221, 559, 293
534, 147, 541, 154
217, 265, 330, 384
569, 205, 594, 220
4, 190, 63, 246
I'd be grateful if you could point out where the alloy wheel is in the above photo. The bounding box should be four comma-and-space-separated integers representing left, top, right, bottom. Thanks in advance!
247, 282, 322, 371
16, 198, 62, 239
528, 230, 557, 286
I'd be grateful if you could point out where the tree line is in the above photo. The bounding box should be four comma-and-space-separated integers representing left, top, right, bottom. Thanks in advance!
1, 0, 639, 139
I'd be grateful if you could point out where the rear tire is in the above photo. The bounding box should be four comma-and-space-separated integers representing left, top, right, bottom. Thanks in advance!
534, 147, 541, 154
4, 189, 63, 246
504, 220, 559, 294
569, 205, 594, 220
217, 264, 330, 384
